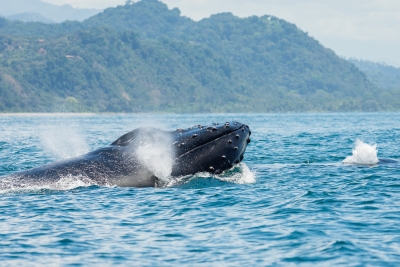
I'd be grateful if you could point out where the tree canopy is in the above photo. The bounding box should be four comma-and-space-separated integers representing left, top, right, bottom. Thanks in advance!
0, 0, 399, 112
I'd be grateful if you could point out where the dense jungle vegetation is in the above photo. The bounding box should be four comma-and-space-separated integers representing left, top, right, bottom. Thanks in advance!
348, 59, 400, 91
0, 0, 399, 112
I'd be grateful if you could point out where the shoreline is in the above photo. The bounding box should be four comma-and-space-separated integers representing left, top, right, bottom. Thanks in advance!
1, 111, 400, 117
0, 113, 98, 117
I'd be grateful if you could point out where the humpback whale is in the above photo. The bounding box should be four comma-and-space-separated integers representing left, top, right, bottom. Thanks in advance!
1, 122, 251, 188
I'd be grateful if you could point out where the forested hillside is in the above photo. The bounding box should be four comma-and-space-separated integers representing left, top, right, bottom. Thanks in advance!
0, 0, 399, 112
348, 59, 400, 91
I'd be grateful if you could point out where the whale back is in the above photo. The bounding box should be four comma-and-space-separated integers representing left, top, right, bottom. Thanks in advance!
111, 127, 169, 147
111, 129, 140, 146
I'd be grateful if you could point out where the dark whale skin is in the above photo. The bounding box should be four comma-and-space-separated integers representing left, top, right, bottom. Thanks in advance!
2, 122, 251, 188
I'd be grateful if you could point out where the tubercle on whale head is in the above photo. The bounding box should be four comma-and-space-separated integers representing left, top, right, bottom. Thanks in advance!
170, 122, 251, 177
171, 122, 250, 155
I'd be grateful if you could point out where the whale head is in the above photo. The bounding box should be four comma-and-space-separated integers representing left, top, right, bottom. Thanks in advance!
170, 122, 251, 176
111, 122, 251, 178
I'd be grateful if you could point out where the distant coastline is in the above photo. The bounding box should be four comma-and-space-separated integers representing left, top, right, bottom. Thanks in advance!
2, 111, 400, 117
0, 113, 98, 117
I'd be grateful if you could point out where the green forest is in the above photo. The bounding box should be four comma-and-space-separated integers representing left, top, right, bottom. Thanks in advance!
348, 59, 400, 91
0, 0, 399, 112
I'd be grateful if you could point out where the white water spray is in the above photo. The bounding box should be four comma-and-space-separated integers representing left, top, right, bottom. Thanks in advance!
0, 174, 97, 194
133, 129, 174, 183
165, 163, 256, 187
343, 140, 379, 165
217, 163, 256, 184
38, 124, 89, 160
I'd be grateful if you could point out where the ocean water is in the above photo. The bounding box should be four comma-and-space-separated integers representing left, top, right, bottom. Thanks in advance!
1, 113, 400, 266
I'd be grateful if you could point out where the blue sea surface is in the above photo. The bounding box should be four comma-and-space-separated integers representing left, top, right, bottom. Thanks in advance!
1, 113, 400, 266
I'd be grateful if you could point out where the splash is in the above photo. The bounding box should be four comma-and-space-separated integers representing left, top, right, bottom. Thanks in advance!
343, 140, 379, 165
216, 163, 256, 184
38, 124, 89, 160
133, 129, 174, 184
165, 163, 256, 187
0, 174, 97, 194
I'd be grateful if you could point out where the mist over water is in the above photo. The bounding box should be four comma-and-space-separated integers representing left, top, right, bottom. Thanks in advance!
37, 123, 89, 160
1, 113, 400, 266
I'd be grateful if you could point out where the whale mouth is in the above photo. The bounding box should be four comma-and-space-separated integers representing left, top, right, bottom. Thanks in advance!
171, 122, 251, 176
